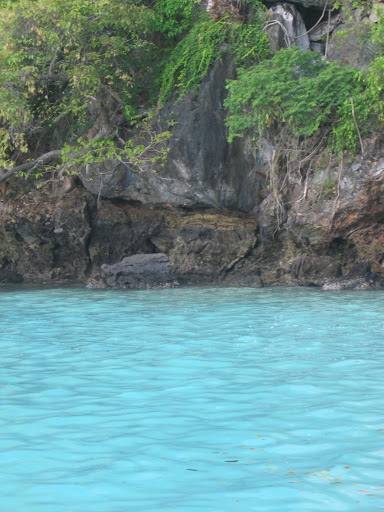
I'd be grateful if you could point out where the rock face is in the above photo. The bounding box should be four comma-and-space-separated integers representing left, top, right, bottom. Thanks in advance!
323, 262, 384, 290
91, 253, 178, 289
79, 53, 263, 212
0, 187, 92, 283
327, 21, 378, 68
268, 0, 334, 9
0, 2, 383, 290
266, 3, 310, 52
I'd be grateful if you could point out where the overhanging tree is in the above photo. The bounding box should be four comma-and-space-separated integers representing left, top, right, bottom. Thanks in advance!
0, 0, 162, 183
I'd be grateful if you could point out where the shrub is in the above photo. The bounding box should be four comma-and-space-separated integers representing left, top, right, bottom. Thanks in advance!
224, 47, 371, 154
159, 4, 270, 103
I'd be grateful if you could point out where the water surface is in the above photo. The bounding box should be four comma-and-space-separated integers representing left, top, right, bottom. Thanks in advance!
1, 287, 384, 511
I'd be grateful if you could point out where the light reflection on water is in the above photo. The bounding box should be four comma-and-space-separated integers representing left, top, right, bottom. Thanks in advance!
0, 287, 384, 511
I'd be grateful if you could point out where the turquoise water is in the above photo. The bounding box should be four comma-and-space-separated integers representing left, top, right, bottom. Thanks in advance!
1, 287, 384, 511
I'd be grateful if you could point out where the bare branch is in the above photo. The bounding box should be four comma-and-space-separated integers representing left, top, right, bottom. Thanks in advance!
0, 150, 61, 183
48, 37, 65, 77
350, 97, 364, 154
39, 73, 69, 84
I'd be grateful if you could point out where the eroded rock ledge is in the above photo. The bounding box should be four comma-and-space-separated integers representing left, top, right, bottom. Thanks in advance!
0, 167, 382, 289
89, 253, 178, 290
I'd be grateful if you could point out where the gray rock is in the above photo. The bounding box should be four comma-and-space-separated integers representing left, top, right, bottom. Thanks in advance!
79, 159, 137, 199
97, 253, 178, 289
327, 21, 378, 68
308, 15, 340, 41
370, 3, 384, 23
310, 42, 324, 53
266, 3, 310, 52
79, 53, 264, 212
289, 254, 341, 286
323, 261, 384, 290
267, 0, 334, 11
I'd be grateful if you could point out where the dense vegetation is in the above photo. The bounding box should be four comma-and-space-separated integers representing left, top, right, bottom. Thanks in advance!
225, 9, 384, 155
0, 0, 204, 181
0, 0, 383, 187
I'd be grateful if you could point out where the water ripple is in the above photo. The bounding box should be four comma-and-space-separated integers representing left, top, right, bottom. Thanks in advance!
0, 287, 383, 511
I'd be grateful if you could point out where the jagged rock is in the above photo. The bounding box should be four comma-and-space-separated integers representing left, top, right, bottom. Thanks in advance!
327, 21, 378, 68
95, 253, 178, 289
0, 188, 93, 283
79, 53, 264, 212
370, 3, 384, 23
87, 202, 164, 266
266, 3, 310, 52
206, 0, 245, 21
151, 211, 258, 283
308, 15, 340, 41
80, 159, 137, 199
310, 42, 324, 52
288, 254, 341, 286
268, 0, 334, 9
323, 261, 384, 290
0, 19, 383, 289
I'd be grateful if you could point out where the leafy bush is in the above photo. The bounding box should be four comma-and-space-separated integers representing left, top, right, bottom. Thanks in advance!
0, 0, 270, 177
224, 47, 371, 153
159, 5, 269, 103
158, 13, 229, 102
0, 0, 156, 167
153, 0, 200, 38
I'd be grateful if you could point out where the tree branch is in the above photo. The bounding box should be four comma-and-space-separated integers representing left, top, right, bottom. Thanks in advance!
0, 150, 62, 183
39, 73, 69, 84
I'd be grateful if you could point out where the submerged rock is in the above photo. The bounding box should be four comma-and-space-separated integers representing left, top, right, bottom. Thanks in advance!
90, 253, 178, 290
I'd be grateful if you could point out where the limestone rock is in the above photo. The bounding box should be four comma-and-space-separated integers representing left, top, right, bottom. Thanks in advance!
0, 188, 93, 283
96, 253, 178, 289
327, 21, 378, 68
288, 254, 341, 286
323, 262, 384, 290
151, 211, 258, 283
80, 159, 137, 199
308, 15, 340, 42
79, 53, 264, 212
206, 0, 245, 21
369, 3, 384, 23
266, 3, 310, 52
87, 202, 164, 267
267, 0, 334, 10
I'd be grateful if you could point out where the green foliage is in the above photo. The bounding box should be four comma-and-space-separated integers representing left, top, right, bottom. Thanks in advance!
159, 14, 229, 102
225, 47, 371, 153
228, 3, 270, 67
3, 0, 384, 185
0, 0, 156, 167
159, 5, 269, 103
320, 178, 337, 197
333, 0, 369, 15
60, 130, 172, 174
153, 0, 200, 38
364, 10, 384, 120
0, 0, 271, 177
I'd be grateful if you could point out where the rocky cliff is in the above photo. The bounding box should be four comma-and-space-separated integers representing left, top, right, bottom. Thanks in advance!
0, 0, 383, 289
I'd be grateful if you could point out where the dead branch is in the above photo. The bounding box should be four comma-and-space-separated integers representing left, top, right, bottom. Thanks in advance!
263, 19, 292, 48
296, 1, 329, 40
0, 150, 62, 183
